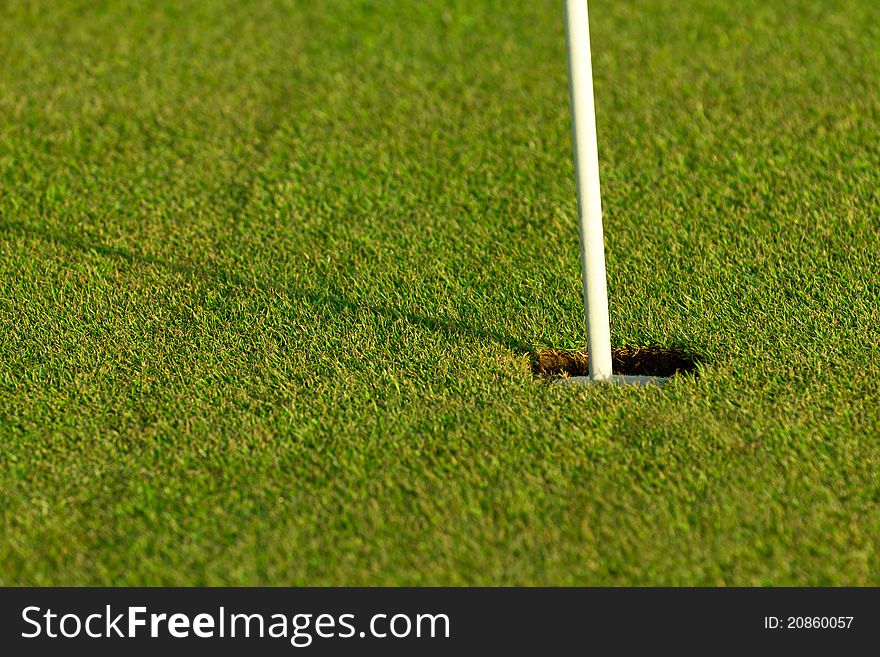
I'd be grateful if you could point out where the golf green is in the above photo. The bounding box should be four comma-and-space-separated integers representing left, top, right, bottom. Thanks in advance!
1, 0, 878, 585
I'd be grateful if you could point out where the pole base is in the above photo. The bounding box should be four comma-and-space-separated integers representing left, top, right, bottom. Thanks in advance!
556, 374, 669, 387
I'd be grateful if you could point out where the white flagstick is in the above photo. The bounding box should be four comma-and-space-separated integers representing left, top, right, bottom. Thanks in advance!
563, 0, 613, 382
561, 1, 668, 387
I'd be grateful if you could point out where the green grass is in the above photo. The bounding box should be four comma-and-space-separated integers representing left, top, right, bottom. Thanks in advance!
1, 0, 878, 585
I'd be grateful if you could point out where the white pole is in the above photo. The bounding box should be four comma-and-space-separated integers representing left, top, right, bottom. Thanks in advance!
563, 0, 613, 381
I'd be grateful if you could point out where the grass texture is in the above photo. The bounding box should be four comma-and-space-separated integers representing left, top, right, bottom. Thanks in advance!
1, 0, 879, 585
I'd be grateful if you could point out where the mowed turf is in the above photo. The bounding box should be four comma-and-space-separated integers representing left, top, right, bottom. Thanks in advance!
1, 0, 878, 585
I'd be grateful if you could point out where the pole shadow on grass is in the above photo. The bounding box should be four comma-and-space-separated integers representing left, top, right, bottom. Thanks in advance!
0, 219, 530, 351
1, 220, 703, 381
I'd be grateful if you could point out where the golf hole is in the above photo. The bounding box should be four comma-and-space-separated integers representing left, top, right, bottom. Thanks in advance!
533, 347, 701, 380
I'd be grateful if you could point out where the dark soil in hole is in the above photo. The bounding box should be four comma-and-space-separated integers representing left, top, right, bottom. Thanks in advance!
533, 346, 701, 379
